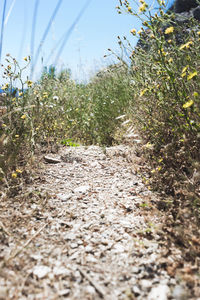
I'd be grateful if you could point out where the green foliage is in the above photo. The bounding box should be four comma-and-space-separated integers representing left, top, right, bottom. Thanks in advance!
0, 55, 34, 180
1, 0, 199, 206
0, 56, 132, 187
60, 138, 80, 147
117, 0, 200, 201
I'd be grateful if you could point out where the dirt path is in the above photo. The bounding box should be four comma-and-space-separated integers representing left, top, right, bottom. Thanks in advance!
0, 145, 199, 299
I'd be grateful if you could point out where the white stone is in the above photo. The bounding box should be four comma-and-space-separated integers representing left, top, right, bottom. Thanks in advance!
148, 284, 170, 300
74, 185, 90, 193
53, 266, 70, 276
57, 193, 72, 201
140, 279, 152, 291
33, 265, 51, 279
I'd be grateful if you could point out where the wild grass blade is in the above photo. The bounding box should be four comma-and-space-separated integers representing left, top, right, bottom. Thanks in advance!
30, 0, 40, 76
31, 0, 64, 78
4, 0, 16, 25
0, 0, 7, 63
53, 0, 92, 65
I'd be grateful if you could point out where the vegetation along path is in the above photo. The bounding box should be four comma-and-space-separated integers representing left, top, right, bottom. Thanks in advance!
0, 145, 200, 299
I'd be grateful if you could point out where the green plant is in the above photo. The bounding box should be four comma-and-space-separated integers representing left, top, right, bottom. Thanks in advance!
0, 55, 35, 181
116, 0, 200, 205
60, 138, 80, 147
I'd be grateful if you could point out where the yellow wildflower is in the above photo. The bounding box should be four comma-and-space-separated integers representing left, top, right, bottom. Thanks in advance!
26, 80, 33, 87
182, 65, 189, 74
140, 88, 148, 96
139, 2, 148, 12
43, 92, 48, 99
193, 92, 199, 97
127, 6, 132, 12
179, 41, 193, 50
165, 26, 174, 34
131, 50, 135, 57
183, 100, 194, 109
130, 28, 136, 35
181, 65, 189, 77
16, 169, 22, 173
15, 135, 19, 138
19, 92, 23, 96
21, 114, 26, 119
2, 83, 9, 90
187, 71, 197, 81
144, 142, 154, 149
11, 172, 17, 178
197, 31, 200, 35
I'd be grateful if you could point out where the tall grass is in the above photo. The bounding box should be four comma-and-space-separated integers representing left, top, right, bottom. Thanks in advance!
0, 57, 132, 190
1, 0, 199, 212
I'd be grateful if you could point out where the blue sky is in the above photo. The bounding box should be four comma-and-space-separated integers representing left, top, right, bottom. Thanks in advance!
0, 0, 174, 83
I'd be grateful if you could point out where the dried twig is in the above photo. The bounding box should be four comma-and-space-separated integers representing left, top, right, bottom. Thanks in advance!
0, 222, 47, 269
0, 221, 11, 236
78, 266, 106, 299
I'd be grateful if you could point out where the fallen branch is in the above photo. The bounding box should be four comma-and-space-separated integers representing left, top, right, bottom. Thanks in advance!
78, 266, 106, 299
44, 156, 61, 164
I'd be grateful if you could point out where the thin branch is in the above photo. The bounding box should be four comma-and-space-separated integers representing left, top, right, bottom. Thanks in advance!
78, 266, 106, 299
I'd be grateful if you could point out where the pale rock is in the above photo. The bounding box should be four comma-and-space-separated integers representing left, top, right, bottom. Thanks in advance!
53, 266, 70, 276
30, 254, 43, 261
172, 285, 188, 300
140, 279, 152, 291
58, 289, 70, 296
57, 193, 72, 201
113, 244, 125, 253
86, 285, 96, 294
132, 285, 141, 296
70, 243, 79, 249
74, 185, 90, 193
64, 233, 77, 240
0, 286, 8, 299
148, 284, 170, 300
33, 265, 51, 279
86, 254, 98, 263
85, 245, 93, 253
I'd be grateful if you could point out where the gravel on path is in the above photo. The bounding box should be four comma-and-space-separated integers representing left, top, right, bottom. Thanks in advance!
0, 145, 199, 299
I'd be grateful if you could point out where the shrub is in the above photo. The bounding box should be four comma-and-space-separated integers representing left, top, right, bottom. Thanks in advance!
117, 0, 200, 204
